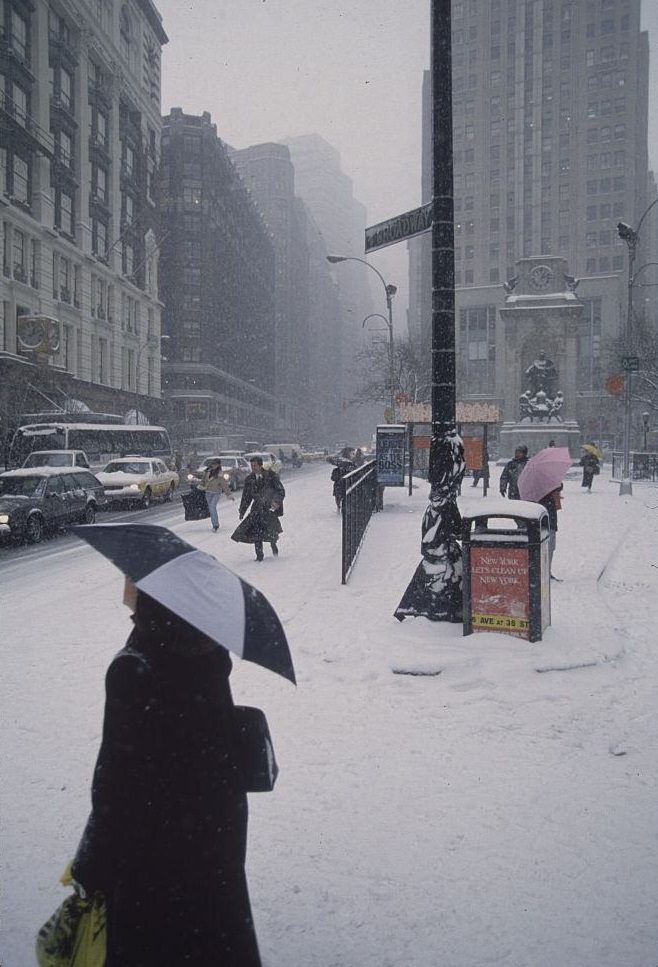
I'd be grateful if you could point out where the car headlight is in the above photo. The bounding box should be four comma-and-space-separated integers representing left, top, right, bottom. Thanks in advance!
223, 473, 230, 480
187, 473, 195, 481
0, 514, 9, 524
129, 484, 142, 492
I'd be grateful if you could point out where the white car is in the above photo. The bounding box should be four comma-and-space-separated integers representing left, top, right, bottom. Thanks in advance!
96, 458, 179, 507
244, 451, 283, 475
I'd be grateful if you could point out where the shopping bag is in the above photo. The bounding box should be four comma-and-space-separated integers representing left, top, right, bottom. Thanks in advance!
36, 866, 106, 967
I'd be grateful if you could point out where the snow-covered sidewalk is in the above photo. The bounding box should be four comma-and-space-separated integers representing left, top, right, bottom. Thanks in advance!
1, 465, 657, 967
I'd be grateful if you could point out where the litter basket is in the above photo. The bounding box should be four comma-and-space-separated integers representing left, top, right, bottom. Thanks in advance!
462, 500, 551, 642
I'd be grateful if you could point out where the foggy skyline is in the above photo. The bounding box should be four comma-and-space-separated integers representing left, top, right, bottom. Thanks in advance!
157, 0, 658, 329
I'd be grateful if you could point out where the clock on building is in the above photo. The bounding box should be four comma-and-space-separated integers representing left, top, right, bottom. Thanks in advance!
528, 264, 553, 291
17, 316, 46, 350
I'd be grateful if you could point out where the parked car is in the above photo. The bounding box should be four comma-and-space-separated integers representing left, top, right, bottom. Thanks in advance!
244, 451, 283, 475
22, 449, 92, 469
0, 467, 105, 544
95, 457, 179, 508
186, 455, 251, 491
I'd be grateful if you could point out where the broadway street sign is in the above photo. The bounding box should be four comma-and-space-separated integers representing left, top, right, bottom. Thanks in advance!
365, 203, 433, 254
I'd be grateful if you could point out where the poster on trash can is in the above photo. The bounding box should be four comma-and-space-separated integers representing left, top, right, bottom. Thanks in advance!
470, 546, 530, 638
376, 425, 406, 486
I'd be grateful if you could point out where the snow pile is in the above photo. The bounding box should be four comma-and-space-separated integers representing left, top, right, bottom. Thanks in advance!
1, 465, 657, 967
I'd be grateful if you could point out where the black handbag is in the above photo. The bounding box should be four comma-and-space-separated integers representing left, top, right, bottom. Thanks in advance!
182, 488, 210, 521
233, 706, 279, 792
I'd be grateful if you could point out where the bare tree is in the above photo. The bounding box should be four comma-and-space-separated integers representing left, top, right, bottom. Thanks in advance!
351, 335, 431, 406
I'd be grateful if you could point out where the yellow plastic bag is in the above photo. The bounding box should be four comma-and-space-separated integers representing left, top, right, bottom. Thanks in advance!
36, 865, 106, 967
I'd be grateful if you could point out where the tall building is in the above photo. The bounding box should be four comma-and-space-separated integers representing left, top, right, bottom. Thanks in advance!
0, 0, 168, 441
159, 110, 284, 446
230, 142, 311, 436
408, 0, 654, 448
284, 134, 376, 437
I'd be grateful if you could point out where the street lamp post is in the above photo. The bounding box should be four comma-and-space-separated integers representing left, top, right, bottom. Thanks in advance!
617, 197, 658, 496
326, 255, 397, 418
642, 411, 650, 452
362, 312, 394, 411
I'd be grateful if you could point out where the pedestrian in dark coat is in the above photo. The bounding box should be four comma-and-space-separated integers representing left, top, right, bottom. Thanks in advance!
72, 586, 262, 967
579, 449, 600, 492
499, 445, 529, 499
538, 484, 563, 579
330, 452, 356, 512
231, 456, 285, 561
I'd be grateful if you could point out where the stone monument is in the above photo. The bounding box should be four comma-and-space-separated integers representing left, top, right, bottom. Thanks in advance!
498, 256, 581, 457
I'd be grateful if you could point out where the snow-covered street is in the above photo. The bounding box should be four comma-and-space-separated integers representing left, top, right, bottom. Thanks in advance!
2, 463, 657, 967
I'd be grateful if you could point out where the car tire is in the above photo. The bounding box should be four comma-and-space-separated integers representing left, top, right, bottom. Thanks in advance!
25, 514, 43, 544
165, 482, 175, 502
142, 487, 152, 509
84, 504, 96, 524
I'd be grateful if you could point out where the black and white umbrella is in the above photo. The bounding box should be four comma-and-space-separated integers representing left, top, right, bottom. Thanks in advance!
74, 523, 295, 684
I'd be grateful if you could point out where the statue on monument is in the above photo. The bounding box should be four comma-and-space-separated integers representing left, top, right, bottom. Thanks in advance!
519, 351, 563, 423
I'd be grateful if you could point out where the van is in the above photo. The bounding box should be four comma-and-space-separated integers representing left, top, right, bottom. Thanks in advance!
264, 443, 302, 464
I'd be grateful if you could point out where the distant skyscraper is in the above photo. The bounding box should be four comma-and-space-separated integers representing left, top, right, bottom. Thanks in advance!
231, 142, 311, 434
284, 134, 375, 433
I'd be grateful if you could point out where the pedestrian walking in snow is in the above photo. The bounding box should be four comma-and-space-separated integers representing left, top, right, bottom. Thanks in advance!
539, 484, 563, 579
198, 458, 234, 531
329, 447, 356, 512
579, 446, 601, 492
71, 580, 263, 967
471, 446, 490, 490
499, 445, 529, 500
232, 455, 285, 561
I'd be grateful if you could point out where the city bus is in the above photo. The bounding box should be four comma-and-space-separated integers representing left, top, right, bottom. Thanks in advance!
8, 422, 172, 469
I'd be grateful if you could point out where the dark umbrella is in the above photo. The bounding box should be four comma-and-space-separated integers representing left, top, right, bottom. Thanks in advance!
74, 523, 295, 683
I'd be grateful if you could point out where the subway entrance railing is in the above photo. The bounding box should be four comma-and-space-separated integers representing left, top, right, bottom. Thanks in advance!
341, 459, 378, 584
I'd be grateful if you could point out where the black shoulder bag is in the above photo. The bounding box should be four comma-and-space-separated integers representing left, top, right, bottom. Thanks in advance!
233, 706, 279, 792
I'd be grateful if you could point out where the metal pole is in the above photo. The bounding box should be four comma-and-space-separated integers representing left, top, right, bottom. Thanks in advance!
387, 288, 395, 417
395, 0, 465, 623
619, 238, 635, 495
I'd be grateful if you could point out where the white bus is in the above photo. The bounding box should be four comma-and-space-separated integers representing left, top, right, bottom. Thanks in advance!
8, 422, 172, 469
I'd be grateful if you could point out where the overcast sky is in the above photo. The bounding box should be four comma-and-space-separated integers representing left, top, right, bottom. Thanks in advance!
157, 0, 658, 328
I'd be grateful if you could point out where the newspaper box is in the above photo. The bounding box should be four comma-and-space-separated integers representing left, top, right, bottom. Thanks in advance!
462, 500, 551, 642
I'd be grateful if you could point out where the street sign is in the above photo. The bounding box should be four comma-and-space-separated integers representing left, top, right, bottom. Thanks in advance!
365, 203, 433, 254
621, 356, 640, 373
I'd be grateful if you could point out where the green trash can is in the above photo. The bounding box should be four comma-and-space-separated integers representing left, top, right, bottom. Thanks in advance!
462, 501, 551, 642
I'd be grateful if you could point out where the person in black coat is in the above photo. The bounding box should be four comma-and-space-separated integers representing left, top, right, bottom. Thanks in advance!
538, 484, 563, 579
499, 445, 529, 499
231, 456, 286, 561
329, 448, 356, 512
579, 448, 600, 492
72, 586, 262, 967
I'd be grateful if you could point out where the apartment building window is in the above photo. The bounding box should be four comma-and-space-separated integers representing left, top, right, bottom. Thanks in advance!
122, 241, 134, 277
464, 195, 474, 211
612, 255, 623, 272
123, 143, 135, 177
57, 129, 73, 167
586, 258, 596, 273
464, 269, 473, 284
577, 298, 602, 389
465, 245, 474, 260
586, 232, 597, 247
92, 218, 107, 259
599, 230, 611, 246
599, 178, 610, 193
600, 203, 611, 219
56, 190, 74, 236
10, 8, 28, 61
614, 124, 625, 140
600, 152, 611, 168
613, 176, 625, 192
184, 186, 202, 207
12, 228, 26, 281
92, 164, 107, 202
458, 305, 496, 394
601, 126, 611, 141
122, 192, 134, 225
587, 205, 597, 221
90, 108, 108, 146
5, 149, 29, 205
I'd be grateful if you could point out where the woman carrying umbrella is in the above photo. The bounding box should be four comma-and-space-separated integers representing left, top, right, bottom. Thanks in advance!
70, 524, 296, 967
579, 443, 602, 493
518, 447, 572, 581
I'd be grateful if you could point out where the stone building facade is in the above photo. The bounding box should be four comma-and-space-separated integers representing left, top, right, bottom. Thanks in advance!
0, 0, 168, 443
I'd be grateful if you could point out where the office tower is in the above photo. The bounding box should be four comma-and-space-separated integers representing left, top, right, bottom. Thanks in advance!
408, 0, 654, 447
159, 110, 282, 443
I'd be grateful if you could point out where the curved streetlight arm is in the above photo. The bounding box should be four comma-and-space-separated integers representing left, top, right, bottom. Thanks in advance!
327, 254, 389, 297
362, 312, 391, 332
636, 197, 658, 240
631, 261, 658, 285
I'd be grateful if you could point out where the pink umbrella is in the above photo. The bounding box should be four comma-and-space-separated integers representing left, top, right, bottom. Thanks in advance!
518, 447, 573, 503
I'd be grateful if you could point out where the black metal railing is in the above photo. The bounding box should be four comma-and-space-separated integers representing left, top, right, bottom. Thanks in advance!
341, 459, 378, 584
611, 451, 658, 481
